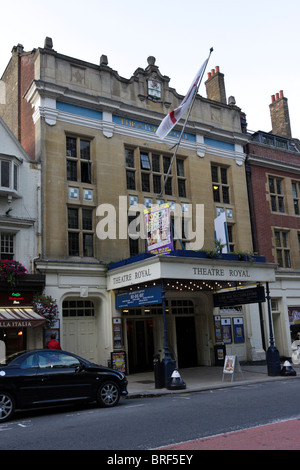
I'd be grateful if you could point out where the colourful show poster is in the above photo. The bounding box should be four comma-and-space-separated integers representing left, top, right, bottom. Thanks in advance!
144, 203, 173, 255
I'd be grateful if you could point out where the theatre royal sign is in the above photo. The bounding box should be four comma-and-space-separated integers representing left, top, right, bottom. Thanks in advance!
107, 256, 276, 290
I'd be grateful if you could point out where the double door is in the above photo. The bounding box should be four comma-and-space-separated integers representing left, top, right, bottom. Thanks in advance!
126, 319, 154, 373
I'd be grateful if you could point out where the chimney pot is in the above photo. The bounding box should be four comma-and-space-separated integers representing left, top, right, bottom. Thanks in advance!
205, 65, 226, 104
271, 95, 275, 103
269, 91, 292, 138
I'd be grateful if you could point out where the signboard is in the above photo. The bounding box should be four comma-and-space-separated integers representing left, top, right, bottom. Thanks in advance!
223, 355, 236, 374
144, 203, 173, 255
111, 351, 126, 374
116, 285, 162, 309
213, 286, 265, 307
0, 291, 34, 307
222, 355, 244, 382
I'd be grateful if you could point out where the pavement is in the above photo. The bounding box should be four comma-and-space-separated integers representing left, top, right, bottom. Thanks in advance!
126, 362, 300, 398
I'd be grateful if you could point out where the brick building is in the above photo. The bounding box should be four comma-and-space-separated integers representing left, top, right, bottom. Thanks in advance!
247, 91, 300, 357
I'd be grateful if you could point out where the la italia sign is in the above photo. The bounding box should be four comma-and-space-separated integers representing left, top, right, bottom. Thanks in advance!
107, 257, 275, 290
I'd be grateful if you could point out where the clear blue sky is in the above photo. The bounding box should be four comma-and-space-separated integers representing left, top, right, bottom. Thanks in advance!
1, 0, 300, 137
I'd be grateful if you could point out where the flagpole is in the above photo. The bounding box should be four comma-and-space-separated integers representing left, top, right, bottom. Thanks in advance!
158, 47, 213, 198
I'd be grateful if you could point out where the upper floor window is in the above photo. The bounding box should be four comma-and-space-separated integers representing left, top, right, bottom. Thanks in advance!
125, 147, 187, 198
269, 177, 284, 212
66, 136, 91, 184
292, 181, 300, 215
211, 165, 230, 204
67, 207, 94, 257
0, 159, 18, 191
0, 232, 14, 260
274, 230, 291, 268
125, 148, 136, 190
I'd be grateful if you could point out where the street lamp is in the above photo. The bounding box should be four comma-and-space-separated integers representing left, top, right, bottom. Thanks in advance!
161, 280, 176, 386
265, 282, 281, 376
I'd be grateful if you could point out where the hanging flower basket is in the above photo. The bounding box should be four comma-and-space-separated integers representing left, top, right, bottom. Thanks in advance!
33, 294, 59, 328
0, 259, 27, 287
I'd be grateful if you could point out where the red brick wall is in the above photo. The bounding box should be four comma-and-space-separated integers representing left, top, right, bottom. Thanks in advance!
249, 159, 300, 262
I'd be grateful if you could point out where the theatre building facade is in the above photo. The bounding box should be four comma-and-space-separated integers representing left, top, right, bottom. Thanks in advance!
0, 38, 278, 370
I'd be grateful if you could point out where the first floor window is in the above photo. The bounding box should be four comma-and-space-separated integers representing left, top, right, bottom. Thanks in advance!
269, 177, 285, 213
275, 230, 291, 268
68, 207, 94, 257
0, 233, 14, 259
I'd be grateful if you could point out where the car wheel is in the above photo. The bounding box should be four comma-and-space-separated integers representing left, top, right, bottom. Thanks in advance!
0, 392, 15, 422
97, 381, 120, 407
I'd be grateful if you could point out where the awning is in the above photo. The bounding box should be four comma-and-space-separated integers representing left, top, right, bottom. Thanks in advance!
0, 308, 46, 328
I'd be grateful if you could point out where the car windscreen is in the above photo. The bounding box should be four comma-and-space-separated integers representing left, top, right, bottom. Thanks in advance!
0, 350, 28, 365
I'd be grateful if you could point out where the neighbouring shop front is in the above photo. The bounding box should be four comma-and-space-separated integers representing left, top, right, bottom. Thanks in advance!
107, 252, 276, 374
0, 274, 46, 357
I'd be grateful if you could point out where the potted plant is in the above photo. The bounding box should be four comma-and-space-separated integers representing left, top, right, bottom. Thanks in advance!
0, 259, 27, 287
33, 294, 59, 328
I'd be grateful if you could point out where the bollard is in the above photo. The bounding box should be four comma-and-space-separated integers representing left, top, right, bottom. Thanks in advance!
280, 360, 296, 376
167, 369, 186, 390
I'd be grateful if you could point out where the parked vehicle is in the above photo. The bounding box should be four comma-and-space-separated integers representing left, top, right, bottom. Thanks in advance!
0, 349, 128, 422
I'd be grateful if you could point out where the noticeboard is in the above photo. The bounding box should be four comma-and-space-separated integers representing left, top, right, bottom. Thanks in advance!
111, 351, 127, 374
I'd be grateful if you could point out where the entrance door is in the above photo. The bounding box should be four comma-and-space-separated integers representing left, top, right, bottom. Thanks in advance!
63, 318, 97, 363
176, 316, 198, 368
126, 319, 154, 373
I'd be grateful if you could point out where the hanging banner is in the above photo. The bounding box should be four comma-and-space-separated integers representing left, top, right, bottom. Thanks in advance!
214, 211, 229, 253
144, 203, 173, 255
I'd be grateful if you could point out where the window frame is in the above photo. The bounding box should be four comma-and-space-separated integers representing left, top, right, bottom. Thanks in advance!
0, 232, 14, 260
292, 181, 300, 215
66, 136, 92, 184
67, 206, 94, 258
0, 158, 19, 192
211, 164, 230, 204
274, 229, 291, 268
269, 176, 285, 213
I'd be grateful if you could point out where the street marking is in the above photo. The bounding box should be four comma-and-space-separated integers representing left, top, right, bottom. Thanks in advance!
125, 404, 144, 408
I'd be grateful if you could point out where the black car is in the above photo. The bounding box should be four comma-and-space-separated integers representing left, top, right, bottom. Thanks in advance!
0, 349, 128, 422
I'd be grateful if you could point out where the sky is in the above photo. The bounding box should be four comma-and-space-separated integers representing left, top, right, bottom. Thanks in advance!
1, 0, 300, 136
